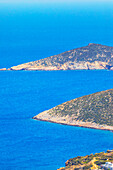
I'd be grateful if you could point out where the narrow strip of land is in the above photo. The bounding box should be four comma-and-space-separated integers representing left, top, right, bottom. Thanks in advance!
33, 114, 113, 132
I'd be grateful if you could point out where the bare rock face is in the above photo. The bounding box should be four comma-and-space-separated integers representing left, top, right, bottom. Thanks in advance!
2, 43, 113, 71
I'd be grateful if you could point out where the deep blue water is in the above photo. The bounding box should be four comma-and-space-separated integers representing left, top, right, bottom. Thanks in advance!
0, 70, 113, 170
0, 3, 113, 170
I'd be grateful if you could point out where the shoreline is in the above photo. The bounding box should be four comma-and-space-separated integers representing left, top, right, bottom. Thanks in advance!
0, 68, 113, 71
32, 116, 113, 132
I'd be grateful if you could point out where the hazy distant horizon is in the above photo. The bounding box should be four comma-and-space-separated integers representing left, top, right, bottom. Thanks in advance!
0, 0, 113, 4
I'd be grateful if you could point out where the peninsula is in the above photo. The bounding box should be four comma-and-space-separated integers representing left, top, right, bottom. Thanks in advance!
33, 89, 113, 131
1, 43, 113, 71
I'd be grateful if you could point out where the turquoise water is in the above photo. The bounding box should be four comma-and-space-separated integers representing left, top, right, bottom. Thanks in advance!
0, 3, 113, 170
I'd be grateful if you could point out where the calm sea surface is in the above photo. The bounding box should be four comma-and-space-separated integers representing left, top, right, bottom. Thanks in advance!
0, 3, 113, 170
0, 70, 113, 170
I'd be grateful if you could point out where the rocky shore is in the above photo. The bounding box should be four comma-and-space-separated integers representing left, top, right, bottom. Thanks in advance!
33, 110, 113, 132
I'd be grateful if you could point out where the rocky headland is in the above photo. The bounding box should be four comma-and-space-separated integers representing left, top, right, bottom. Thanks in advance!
33, 89, 113, 131
1, 43, 113, 71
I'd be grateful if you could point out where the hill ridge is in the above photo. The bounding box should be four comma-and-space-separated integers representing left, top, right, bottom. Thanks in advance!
1, 43, 113, 71
33, 88, 113, 131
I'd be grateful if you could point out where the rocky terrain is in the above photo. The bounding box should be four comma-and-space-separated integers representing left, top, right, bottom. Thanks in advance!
58, 150, 113, 170
33, 89, 113, 131
1, 43, 113, 71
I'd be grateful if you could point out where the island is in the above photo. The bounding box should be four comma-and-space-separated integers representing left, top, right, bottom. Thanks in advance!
33, 88, 113, 131
57, 150, 113, 170
1, 43, 113, 71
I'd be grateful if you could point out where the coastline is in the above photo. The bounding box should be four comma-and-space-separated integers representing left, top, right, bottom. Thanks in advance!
0, 68, 112, 71
32, 112, 113, 132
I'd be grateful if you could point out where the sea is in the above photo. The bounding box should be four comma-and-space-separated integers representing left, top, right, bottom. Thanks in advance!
0, 2, 113, 170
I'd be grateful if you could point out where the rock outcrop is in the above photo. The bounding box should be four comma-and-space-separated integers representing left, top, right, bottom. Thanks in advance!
2, 43, 113, 71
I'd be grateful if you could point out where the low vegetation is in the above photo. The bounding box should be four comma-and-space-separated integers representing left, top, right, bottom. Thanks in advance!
48, 89, 113, 126
22, 43, 113, 68
8, 43, 113, 70
58, 150, 113, 170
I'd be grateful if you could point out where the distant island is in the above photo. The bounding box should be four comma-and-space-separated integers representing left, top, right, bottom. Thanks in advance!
33, 88, 113, 131
57, 150, 113, 170
1, 43, 113, 71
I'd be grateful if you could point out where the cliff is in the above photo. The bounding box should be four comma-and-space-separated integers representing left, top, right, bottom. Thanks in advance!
33, 89, 113, 131
57, 150, 113, 170
2, 43, 113, 71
